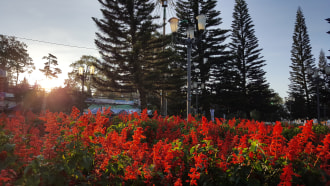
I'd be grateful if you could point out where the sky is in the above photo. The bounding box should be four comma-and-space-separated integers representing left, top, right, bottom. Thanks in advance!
0, 0, 329, 98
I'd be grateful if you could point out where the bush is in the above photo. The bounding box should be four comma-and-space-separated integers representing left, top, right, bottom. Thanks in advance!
0, 108, 329, 185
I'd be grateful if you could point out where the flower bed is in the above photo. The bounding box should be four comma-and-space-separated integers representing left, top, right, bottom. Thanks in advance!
0, 107, 329, 185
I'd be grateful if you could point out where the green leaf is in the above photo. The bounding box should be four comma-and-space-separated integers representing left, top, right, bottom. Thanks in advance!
3, 143, 15, 152
254, 162, 262, 172
190, 146, 196, 154
24, 165, 32, 176
82, 156, 92, 170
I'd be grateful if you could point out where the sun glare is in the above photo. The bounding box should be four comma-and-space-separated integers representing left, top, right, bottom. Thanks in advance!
26, 70, 66, 92
38, 78, 61, 92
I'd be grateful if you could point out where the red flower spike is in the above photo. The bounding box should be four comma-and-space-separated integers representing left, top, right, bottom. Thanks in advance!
279, 163, 300, 186
70, 106, 80, 119
174, 178, 183, 186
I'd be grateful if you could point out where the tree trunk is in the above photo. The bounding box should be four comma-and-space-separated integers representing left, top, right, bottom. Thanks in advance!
139, 89, 147, 111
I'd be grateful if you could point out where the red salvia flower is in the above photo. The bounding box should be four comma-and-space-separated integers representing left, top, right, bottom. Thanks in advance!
174, 178, 183, 186
187, 167, 200, 186
316, 134, 330, 175
278, 163, 300, 186
269, 121, 286, 160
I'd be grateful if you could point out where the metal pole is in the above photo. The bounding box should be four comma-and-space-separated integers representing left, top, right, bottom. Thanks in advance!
160, 90, 163, 115
81, 71, 85, 94
187, 40, 192, 116
196, 92, 198, 115
317, 79, 320, 123
163, 6, 166, 38
161, 4, 166, 116
165, 92, 167, 116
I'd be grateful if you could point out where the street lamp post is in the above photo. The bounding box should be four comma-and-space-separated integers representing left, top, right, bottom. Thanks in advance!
307, 66, 330, 123
168, 14, 206, 117
160, 0, 168, 37
193, 81, 204, 115
160, 0, 168, 117
79, 65, 95, 94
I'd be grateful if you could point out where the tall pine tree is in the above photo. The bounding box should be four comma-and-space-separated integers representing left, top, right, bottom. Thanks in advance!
317, 50, 330, 119
326, 18, 330, 60
92, 0, 163, 109
175, 0, 230, 118
288, 7, 315, 118
228, 0, 272, 119
39, 53, 62, 80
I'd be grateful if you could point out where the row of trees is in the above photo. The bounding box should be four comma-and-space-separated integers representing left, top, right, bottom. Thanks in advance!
0, 35, 65, 113
0, 35, 62, 87
1, 0, 329, 121
287, 8, 330, 120
89, 0, 286, 120
90, 0, 330, 120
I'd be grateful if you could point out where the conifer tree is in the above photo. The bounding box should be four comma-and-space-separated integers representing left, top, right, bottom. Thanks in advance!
317, 49, 330, 118
318, 50, 328, 88
39, 53, 62, 80
92, 0, 163, 109
288, 7, 315, 118
326, 18, 330, 60
151, 34, 186, 115
228, 0, 272, 118
174, 0, 230, 118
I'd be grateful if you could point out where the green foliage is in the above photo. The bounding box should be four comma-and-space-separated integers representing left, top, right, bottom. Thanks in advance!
226, 139, 281, 185
67, 55, 97, 97
108, 116, 129, 133
22, 156, 69, 185
288, 7, 316, 119
92, 0, 165, 110
223, 0, 274, 120
47, 87, 82, 113
0, 130, 16, 171
19, 88, 44, 113
0, 35, 35, 86
39, 53, 62, 79
282, 124, 330, 141
282, 125, 302, 141
313, 124, 330, 135
0, 110, 329, 185
175, 0, 231, 119
140, 119, 160, 145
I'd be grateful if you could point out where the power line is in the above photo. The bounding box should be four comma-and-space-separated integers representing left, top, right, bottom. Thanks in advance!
0, 34, 98, 51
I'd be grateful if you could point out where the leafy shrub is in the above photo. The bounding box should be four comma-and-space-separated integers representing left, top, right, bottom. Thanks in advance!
0, 108, 329, 185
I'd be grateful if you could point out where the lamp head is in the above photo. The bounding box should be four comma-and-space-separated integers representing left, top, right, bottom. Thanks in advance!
168, 17, 179, 33
79, 66, 84, 76
160, 0, 167, 7
90, 65, 95, 75
196, 14, 206, 31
